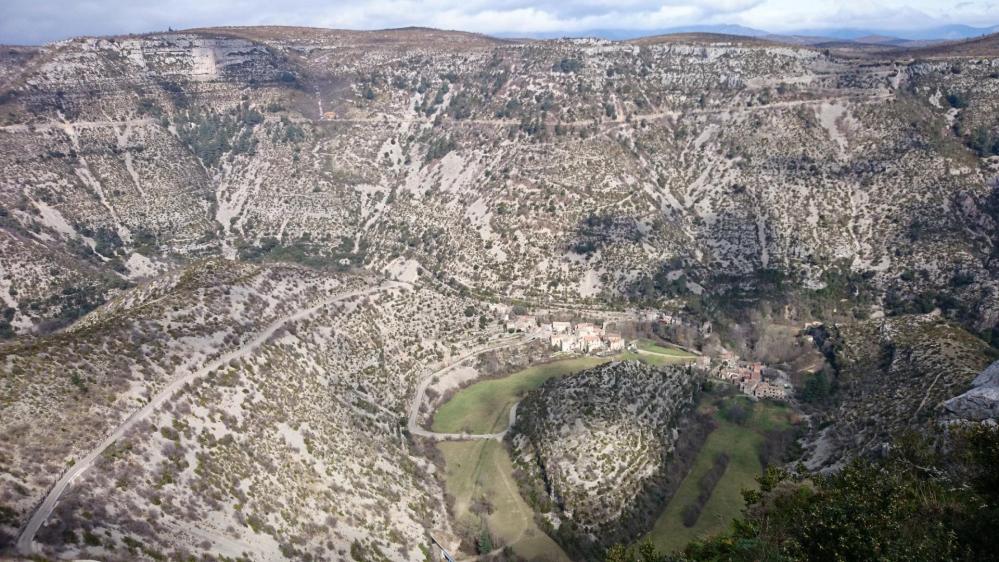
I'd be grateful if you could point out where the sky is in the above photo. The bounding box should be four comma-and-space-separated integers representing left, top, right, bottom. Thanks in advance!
1, 0, 998, 45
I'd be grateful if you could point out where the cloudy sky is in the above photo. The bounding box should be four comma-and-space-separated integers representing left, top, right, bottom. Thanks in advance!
1, 0, 997, 45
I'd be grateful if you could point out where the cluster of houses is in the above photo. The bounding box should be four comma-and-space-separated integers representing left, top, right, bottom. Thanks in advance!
716, 358, 789, 400
505, 315, 626, 354
548, 321, 626, 353
505, 312, 792, 402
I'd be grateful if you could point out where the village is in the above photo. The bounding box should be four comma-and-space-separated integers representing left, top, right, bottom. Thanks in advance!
713, 352, 792, 401
505, 313, 792, 401
505, 314, 627, 353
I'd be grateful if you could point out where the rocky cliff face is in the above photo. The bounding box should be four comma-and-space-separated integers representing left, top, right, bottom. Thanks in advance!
1, 27, 998, 337
509, 361, 700, 546
802, 314, 996, 471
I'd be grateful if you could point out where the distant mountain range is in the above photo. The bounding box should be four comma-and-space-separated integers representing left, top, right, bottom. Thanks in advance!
496, 23, 999, 45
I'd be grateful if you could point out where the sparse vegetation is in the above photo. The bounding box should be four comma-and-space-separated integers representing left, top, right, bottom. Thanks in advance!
610, 424, 999, 562
2, 25, 998, 562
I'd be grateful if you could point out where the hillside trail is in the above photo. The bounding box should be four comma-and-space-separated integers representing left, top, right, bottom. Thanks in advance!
15, 280, 405, 555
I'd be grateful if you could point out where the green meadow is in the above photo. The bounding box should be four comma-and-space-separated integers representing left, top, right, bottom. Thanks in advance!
646, 395, 793, 552
431, 356, 612, 434
438, 440, 571, 561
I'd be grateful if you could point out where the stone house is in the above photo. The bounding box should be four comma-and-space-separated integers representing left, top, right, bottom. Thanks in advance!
580, 334, 604, 353
506, 315, 537, 332
552, 321, 572, 334
551, 334, 578, 352
605, 334, 625, 351
750, 381, 787, 400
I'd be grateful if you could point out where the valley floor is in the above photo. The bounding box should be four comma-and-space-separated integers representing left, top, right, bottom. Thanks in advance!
428, 352, 699, 560
438, 440, 571, 561
646, 392, 795, 552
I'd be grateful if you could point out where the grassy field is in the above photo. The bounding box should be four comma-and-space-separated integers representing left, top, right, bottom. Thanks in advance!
432, 356, 612, 434
636, 339, 696, 358
646, 395, 792, 552
432, 353, 696, 435
438, 440, 571, 561
621, 350, 696, 367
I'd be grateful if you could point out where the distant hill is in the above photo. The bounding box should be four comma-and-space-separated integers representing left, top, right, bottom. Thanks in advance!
499, 23, 999, 47
494, 24, 769, 41
797, 24, 999, 42
626, 32, 782, 47
903, 30, 999, 57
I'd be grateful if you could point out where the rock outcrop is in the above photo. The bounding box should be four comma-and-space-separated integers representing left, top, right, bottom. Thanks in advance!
802, 315, 995, 471
942, 360, 999, 421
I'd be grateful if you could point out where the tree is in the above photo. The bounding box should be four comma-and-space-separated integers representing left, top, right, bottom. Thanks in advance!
800, 370, 831, 404
477, 528, 493, 554
968, 127, 999, 157
947, 92, 969, 109
555, 58, 583, 73
605, 541, 677, 562
606, 424, 999, 562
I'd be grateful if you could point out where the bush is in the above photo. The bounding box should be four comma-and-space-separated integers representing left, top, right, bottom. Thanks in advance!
946, 92, 968, 109
477, 528, 494, 554
800, 370, 832, 403
968, 127, 999, 157
720, 402, 750, 425
681, 503, 700, 528
82, 530, 101, 547
555, 58, 583, 73
425, 135, 456, 162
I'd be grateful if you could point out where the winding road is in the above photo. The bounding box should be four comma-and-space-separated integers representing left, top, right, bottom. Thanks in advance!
406, 334, 536, 442
17, 284, 536, 555
15, 280, 405, 556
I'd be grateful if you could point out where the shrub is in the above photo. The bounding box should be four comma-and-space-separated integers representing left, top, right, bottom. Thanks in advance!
946, 92, 968, 109
424, 135, 456, 162
800, 371, 832, 403
555, 58, 583, 73
720, 402, 750, 425
477, 528, 494, 554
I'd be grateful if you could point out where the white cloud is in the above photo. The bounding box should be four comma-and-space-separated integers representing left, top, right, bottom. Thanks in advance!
0, 0, 995, 45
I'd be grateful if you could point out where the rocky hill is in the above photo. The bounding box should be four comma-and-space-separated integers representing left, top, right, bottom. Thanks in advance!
1, 28, 997, 335
0, 258, 504, 559
802, 314, 997, 471
509, 361, 700, 550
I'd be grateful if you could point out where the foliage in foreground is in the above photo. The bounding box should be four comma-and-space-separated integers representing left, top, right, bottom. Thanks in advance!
606, 424, 999, 562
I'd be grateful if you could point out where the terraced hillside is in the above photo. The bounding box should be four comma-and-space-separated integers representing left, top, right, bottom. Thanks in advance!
509, 361, 701, 556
